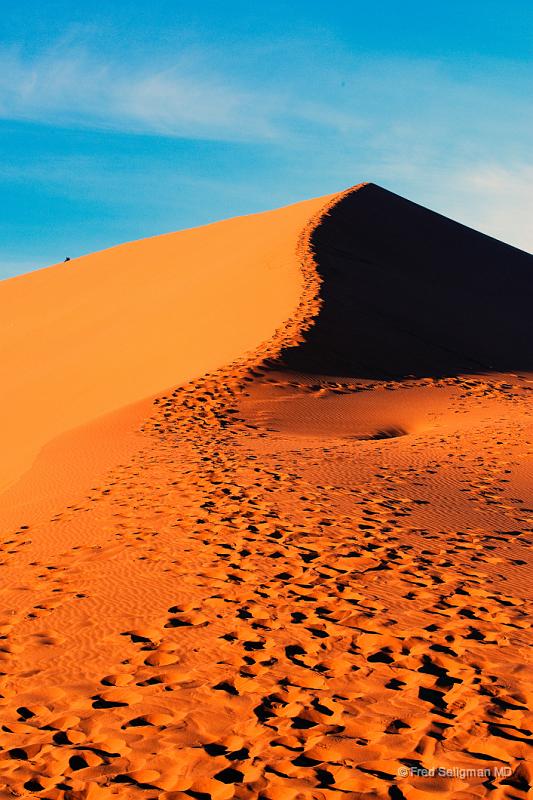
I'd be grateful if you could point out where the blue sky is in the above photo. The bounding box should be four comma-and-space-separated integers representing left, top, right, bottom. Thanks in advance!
1, 1, 532, 278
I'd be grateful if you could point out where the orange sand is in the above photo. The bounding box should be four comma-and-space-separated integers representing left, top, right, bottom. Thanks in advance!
0, 193, 332, 496
0, 185, 531, 800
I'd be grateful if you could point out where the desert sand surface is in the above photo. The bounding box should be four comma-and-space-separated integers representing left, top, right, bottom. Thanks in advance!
0, 193, 331, 497
0, 184, 531, 799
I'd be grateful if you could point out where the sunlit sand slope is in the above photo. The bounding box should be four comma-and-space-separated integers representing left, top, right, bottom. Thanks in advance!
0, 193, 333, 493
0, 185, 531, 800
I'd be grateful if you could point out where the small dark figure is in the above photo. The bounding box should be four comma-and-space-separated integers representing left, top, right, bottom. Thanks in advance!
64, 257, 71, 262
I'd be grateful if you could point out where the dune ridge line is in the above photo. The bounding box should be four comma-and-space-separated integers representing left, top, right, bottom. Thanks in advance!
0, 191, 340, 495
0, 183, 530, 799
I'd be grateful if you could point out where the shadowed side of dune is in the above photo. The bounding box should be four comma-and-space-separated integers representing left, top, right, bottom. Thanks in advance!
281, 183, 533, 379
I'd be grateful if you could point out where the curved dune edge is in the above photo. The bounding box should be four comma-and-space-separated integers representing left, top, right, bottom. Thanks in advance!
283, 182, 533, 379
0, 187, 362, 523
0, 186, 531, 799
0, 190, 351, 501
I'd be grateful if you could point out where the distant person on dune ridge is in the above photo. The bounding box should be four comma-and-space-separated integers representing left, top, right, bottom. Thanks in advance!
64, 257, 70, 262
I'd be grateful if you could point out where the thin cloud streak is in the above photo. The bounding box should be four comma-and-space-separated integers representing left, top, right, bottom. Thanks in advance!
1, 40, 531, 256
0, 48, 277, 141
3, 44, 528, 147
451, 164, 533, 253
0, 46, 368, 142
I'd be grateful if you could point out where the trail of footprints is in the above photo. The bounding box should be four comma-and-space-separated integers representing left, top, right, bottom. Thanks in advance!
0, 358, 531, 800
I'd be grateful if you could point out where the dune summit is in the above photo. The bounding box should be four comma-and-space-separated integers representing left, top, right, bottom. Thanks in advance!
283, 184, 533, 378
0, 184, 531, 799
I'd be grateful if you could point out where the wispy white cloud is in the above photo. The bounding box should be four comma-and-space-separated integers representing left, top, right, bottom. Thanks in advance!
0, 45, 367, 142
1, 39, 531, 255
449, 164, 533, 253
1, 43, 530, 153
0, 47, 269, 140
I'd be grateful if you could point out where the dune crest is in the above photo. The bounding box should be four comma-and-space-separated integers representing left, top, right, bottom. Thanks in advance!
281, 183, 533, 378
0, 185, 531, 799
0, 192, 336, 495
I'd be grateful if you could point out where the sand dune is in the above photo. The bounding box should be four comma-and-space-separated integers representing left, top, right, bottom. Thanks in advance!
0, 185, 531, 799
282, 184, 533, 378
0, 193, 332, 495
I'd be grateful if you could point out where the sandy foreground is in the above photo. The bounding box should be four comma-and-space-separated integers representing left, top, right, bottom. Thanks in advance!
0, 185, 531, 799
